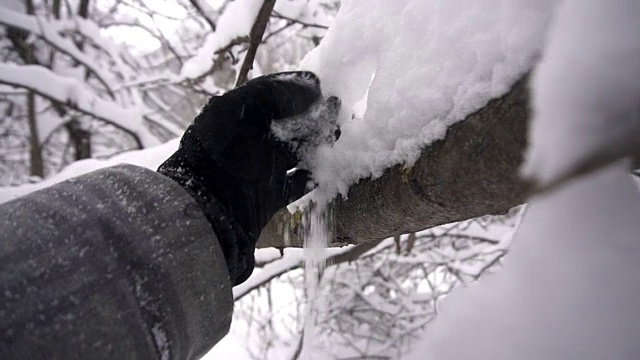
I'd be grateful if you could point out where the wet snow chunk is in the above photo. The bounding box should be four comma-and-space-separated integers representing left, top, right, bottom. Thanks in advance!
270, 96, 341, 169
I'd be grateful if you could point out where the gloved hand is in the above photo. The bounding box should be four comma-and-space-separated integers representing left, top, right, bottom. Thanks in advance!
158, 71, 340, 285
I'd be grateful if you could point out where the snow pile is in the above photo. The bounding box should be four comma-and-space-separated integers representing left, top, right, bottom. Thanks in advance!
409, 0, 640, 358
300, 0, 554, 195
411, 163, 640, 360
180, 0, 263, 79
522, 0, 640, 187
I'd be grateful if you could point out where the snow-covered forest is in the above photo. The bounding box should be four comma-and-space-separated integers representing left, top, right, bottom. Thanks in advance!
1, 0, 639, 359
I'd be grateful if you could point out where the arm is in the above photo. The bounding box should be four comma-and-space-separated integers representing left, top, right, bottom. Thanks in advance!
0, 165, 232, 360
1, 71, 338, 360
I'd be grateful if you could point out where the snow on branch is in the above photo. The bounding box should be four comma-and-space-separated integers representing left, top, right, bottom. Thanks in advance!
0, 63, 156, 148
0, 7, 117, 97
233, 250, 303, 301
53, 16, 132, 78
233, 245, 358, 301
258, 74, 532, 248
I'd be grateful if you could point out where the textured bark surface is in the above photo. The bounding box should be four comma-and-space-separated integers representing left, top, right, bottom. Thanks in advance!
257, 75, 531, 248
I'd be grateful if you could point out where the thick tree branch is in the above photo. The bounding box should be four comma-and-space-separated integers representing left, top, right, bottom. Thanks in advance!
257, 75, 531, 248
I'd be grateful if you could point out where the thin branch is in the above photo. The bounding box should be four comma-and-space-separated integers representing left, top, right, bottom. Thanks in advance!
235, 0, 277, 87
233, 240, 389, 302
118, 0, 184, 21
327, 239, 385, 265
272, 11, 330, 29
262, 21, 295, 44
233, 256, 300, 301
188, 0, 217, 31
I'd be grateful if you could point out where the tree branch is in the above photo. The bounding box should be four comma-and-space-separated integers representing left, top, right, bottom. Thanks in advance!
326, 238, 385, 265
235, 0, 277, 87
272, 11, 330, 29
257, 74, 531, 247
234, 240, 388, 301
0, 7, 117, 98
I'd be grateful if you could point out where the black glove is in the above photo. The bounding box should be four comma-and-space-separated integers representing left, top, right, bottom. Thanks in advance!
158, 71, 340, 285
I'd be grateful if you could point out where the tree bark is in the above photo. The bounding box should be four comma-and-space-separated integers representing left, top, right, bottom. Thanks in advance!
66, 0, 93, 161
64, 119, 92, 160
235, 0, 277, 86
24, 0, 43, 177
257, 74, 531, 248
27, 91, 44, 178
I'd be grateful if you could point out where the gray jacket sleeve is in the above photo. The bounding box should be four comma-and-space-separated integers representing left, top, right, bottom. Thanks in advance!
0, 164, 233, 360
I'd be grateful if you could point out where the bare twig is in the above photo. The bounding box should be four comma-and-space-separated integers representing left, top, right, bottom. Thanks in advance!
327, 239, 385, 265
235, 0, 277, 87
272, 11, 330, 29
262, 21, 295, 44
188, 0, 217, 31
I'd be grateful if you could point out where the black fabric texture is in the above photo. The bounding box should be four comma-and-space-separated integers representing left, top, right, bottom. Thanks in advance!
0, 165, 233, 360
